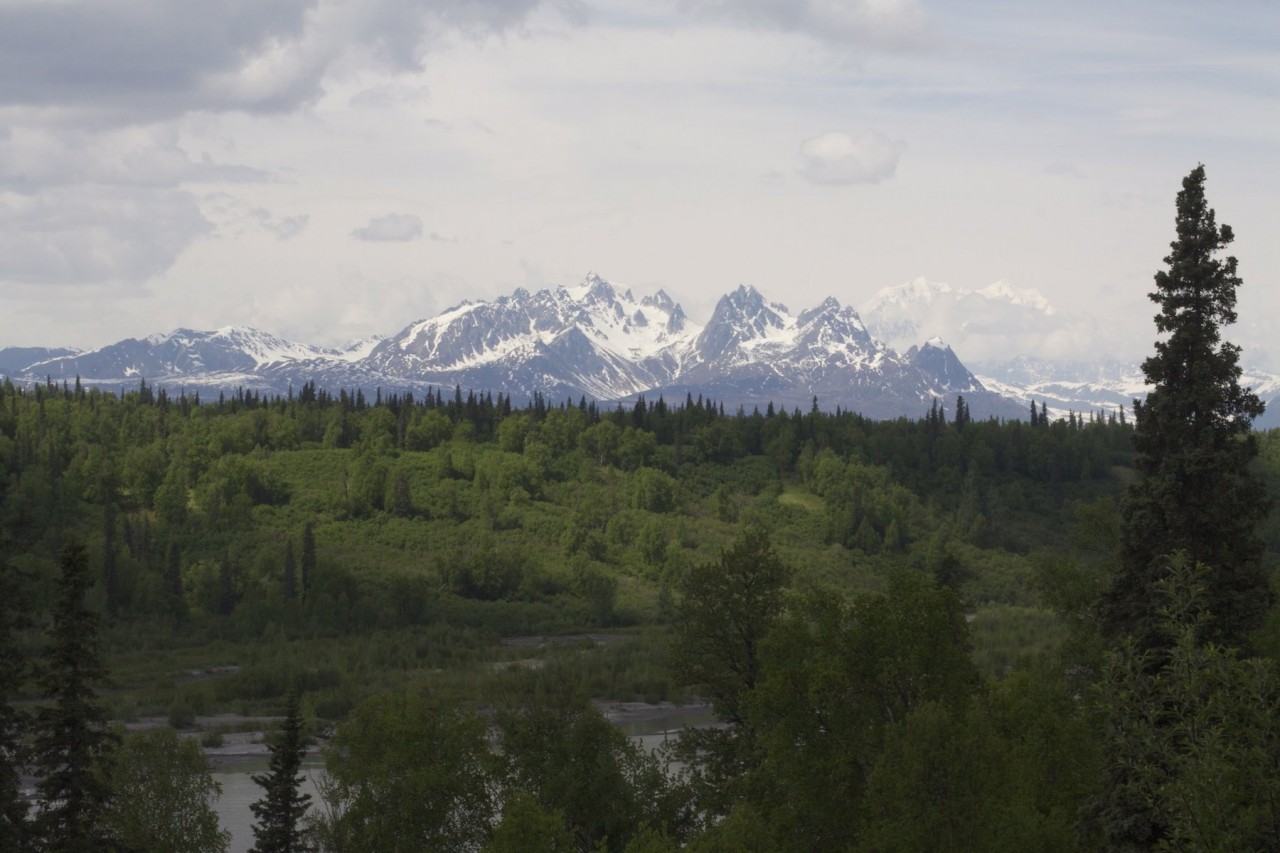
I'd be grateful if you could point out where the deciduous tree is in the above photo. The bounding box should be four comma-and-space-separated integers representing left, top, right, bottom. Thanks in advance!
311, 689, 493, 852
104, 728, 230, 853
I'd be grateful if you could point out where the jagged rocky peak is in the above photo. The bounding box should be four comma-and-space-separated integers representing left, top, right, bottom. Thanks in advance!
643, 289, 675, 310
574, 271, 618, 302
718, 284, 788, 328
695, 285, 791, 360
797, 296, 842, 326
907, 337, 983, 393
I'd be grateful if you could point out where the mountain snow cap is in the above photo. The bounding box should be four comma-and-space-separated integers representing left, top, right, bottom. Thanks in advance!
863, 277, 955, 315
977, 281, 1055, 315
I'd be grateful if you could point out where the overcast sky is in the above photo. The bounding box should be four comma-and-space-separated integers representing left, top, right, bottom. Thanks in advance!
1, 0, 1276, 367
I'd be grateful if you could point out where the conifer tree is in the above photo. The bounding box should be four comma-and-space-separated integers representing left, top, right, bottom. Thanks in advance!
102, 504, 121, 617
282, 541, 297, 601
32, 541, 116, 852
1106, 165, 1270, 649
0, 562, 31, 851
300, 524, 316, 599
249, 689, 312, 853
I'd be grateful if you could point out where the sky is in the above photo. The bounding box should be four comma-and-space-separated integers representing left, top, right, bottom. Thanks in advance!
1, 0, 1277, 368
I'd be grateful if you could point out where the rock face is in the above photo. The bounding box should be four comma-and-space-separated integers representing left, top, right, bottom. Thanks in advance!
2, 273, 1036, 420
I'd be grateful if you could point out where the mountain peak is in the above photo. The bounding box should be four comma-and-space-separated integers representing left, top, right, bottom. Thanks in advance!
977, 280, 1055, 315
571, 271, 619, 304
863, 277, 954, 316
908, 338, 983, 394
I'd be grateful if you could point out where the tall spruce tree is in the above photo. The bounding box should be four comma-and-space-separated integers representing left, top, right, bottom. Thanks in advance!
1106, 165, 1270, 649
300, 524, 316, 600
249, 689, 312, 853
0, 562, 31, 851
282, 540, 297, 601
32, 541, 116, 852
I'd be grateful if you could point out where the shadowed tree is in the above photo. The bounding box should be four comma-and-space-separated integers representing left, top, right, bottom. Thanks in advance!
32, 541, 116, 852
668, 529, 791, 819
104, 728, 230, 853
250, 689, 312, 853
0, 561, 30, 850
1107, 164, 1270, 650
300, 524, 316, 600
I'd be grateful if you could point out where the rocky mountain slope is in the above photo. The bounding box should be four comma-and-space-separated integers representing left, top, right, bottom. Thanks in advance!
2, 273, 1031, 420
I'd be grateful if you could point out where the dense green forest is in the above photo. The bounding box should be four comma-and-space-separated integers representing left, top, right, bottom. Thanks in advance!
3, 167, 1280, 851
2, 377, 1277, 850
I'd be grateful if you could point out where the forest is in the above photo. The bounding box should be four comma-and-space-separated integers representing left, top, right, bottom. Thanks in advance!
3, 166, 1279, 851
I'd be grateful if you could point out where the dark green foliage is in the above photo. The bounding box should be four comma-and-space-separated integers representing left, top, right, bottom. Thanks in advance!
669, 529, 790, 726
1109, 165, 1271, 648
102, 503, 121, 616
0, 561, 30, 851
859, 677, 1096, 852
32, 541, 116, 853
250, 689, 312, 853
484, 793, 575, 853
744, 573, 979, 849
300, 523, 316, 599
667, 530, 791, 820
494, 669, 682, 852
1093, 555, 1280, 850
164, 541, 184, 600
0, 359, 1241, 851
282, 540, 297, 601
312, 689, 494, 852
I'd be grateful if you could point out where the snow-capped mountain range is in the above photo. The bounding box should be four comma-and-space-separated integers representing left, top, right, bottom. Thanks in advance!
4, 272, 1277, 424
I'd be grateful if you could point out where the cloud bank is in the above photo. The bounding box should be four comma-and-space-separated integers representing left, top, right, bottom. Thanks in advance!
352, 214, 425, 242
797, 131, 906, 185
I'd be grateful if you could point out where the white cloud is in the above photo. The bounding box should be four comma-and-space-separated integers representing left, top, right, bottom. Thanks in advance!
257, 211, 310, 240
797, 130, 906, 185
352, 213, 424, 242
0, 186, 212, 285
0, 126, 263, 190
0, 0, 549, 123
677, 0, 930, 50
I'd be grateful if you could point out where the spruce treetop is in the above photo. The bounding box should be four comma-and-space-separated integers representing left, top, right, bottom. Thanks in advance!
1108, 165, 1271, 648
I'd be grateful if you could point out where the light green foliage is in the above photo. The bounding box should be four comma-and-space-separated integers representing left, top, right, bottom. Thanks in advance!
496, 412, 531, 453
474, 449, 543, 502
313, 689, 495, 852
104, 728, 230, 853
631, 467, 678, 513
404, 409, 453, 451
